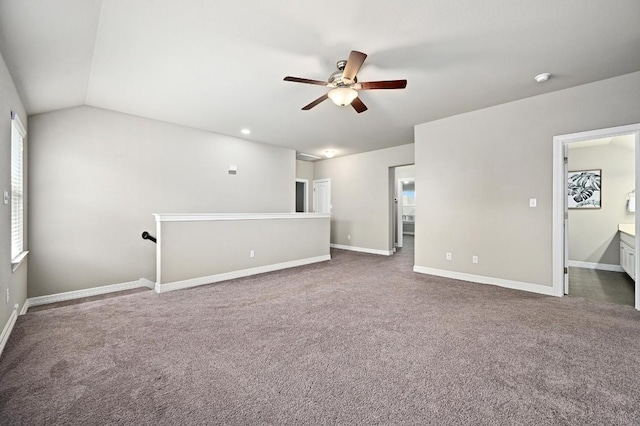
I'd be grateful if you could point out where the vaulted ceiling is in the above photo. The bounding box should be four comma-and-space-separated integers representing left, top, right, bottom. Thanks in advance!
1, 0, 639, 157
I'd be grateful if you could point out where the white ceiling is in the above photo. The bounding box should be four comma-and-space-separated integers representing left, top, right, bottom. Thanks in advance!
569, 135, 636, 150
1, 0, 639, 158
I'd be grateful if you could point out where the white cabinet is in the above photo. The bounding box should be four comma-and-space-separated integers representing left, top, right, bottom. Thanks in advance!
620, 231, 635, 281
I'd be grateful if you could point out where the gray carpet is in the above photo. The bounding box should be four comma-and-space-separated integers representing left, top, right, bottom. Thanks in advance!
1, 239, 640, 425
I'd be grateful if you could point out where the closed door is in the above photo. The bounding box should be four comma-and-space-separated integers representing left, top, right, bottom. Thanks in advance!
313, 179, 331, 213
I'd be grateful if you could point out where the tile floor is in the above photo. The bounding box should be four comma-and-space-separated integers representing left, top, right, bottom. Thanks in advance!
568, 267, 635, 307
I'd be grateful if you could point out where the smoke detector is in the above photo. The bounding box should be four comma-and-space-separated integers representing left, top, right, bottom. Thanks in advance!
534, 73, 551, 83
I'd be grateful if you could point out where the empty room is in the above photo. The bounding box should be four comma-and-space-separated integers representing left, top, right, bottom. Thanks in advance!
1, 1, 640, 424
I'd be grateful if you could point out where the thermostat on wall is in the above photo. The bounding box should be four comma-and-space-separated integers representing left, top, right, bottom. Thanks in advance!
228, 165, 238, 175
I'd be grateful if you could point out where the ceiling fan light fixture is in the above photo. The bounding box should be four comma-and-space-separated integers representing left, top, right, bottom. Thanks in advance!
328, 87, 358, 107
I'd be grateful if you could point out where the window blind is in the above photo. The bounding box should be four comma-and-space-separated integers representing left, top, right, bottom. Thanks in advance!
11, 112, 26, 262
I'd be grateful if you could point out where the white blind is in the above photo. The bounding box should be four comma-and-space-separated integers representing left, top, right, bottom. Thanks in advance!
11, 112, 26, 261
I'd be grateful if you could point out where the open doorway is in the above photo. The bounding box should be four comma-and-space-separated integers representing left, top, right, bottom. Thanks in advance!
391, 164, 415, 254
397, 179, 415, 247
566, 135, 635, 306
553, 123, 640, 310
295, 179, 308, 212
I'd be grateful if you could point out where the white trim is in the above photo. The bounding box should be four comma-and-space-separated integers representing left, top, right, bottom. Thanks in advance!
413, 266, 557, 297
0, 304, 19, 359
19, 300, 29, 315
397, 179, 403, 248
11, 112, 26, 136
26, 279, 152, 308
156, 218, 162, 287
11, 250, 29, 272
156, 255, 331, 293
330, 243, 393, 256
567, 260, 624, 272
154, 213, 331, 222
552, 123, 640, 309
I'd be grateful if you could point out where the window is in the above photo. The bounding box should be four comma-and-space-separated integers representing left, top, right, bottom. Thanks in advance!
11, 112, 26, 265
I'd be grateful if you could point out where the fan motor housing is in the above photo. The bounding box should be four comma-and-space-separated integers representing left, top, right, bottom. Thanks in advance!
329, 60, 356, 86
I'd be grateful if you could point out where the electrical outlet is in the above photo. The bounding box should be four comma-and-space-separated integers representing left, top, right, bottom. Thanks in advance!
472, 255, 479, 264
348, 234, 351, 240
446, 252, 452, 261
250, 250, 255, 258
529, 198, 537, 208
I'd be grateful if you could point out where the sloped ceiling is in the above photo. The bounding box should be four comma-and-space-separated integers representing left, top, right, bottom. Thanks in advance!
1, 0, 639, 157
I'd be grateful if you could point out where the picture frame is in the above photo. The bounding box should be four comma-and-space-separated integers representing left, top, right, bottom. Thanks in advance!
568, 169, 601, 209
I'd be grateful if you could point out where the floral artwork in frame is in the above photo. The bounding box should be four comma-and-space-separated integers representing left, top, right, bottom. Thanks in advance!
568, 169, 601, 209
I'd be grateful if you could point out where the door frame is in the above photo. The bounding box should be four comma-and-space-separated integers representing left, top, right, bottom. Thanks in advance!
396, 179, 404, 248
312, 178, 331, 213
552, 123, 640, 310
295, 179, 309, 212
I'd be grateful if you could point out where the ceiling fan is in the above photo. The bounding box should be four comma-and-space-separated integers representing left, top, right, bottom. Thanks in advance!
283, 50, 407, 113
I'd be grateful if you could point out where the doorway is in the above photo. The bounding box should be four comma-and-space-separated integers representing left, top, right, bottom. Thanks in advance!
397, 179, 415, 248
313, 178, 331, 213
552, 123, 640, 310
295, 179, 308, 212
565, 136, 635, 306
391, 164, 415, 253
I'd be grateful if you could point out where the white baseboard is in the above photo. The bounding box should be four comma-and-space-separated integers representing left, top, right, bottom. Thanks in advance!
0, 304, 19, 359
413, 266, 558, 297
25, 278, 155, 311
330, 244, 392, 256
157, 254, 331, 294
19, 300, 29, 315
567, 260, 624, 272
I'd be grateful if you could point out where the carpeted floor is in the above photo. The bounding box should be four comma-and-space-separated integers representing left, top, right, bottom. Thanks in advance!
1, 238, 640, 425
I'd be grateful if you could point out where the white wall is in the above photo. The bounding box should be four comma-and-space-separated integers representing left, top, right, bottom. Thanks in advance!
28, 106, 296, 297
568, 141, 635, 265
415, 71, 640, 288
313, 144, 414, 253
0, 51, 28, 331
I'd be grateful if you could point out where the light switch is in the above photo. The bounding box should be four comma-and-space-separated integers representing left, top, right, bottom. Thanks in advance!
529, 198, 537, 208
3, 191, 8, 205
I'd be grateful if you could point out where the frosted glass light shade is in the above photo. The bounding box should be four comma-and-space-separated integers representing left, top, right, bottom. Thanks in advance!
328, 87, 358, 106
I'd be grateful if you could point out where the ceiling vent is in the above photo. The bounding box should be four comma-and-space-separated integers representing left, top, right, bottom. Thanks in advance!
296, 152, 322, 161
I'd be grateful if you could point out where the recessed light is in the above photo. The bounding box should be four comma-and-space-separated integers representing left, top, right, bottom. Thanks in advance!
241, 128, 251, 135
534, 73, 551, 83
325, 150, 335, 158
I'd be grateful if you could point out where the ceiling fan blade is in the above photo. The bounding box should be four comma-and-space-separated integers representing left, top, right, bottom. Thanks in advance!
302, 94, 329, 110
351, 97, 368, 113
342, 51, 367, 83
284, 76, 329, 86
357, 80, 407, 90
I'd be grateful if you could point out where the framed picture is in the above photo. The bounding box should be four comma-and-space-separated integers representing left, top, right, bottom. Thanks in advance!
568, 169, 601, 209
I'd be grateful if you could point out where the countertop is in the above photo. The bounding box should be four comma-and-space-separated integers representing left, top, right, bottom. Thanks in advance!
619, 223, 635, 237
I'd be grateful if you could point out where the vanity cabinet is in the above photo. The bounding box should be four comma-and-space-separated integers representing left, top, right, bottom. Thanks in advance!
620, 231, 635, 281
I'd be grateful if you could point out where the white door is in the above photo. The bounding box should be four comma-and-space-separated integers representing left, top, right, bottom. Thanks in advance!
313, 179, 331, 213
